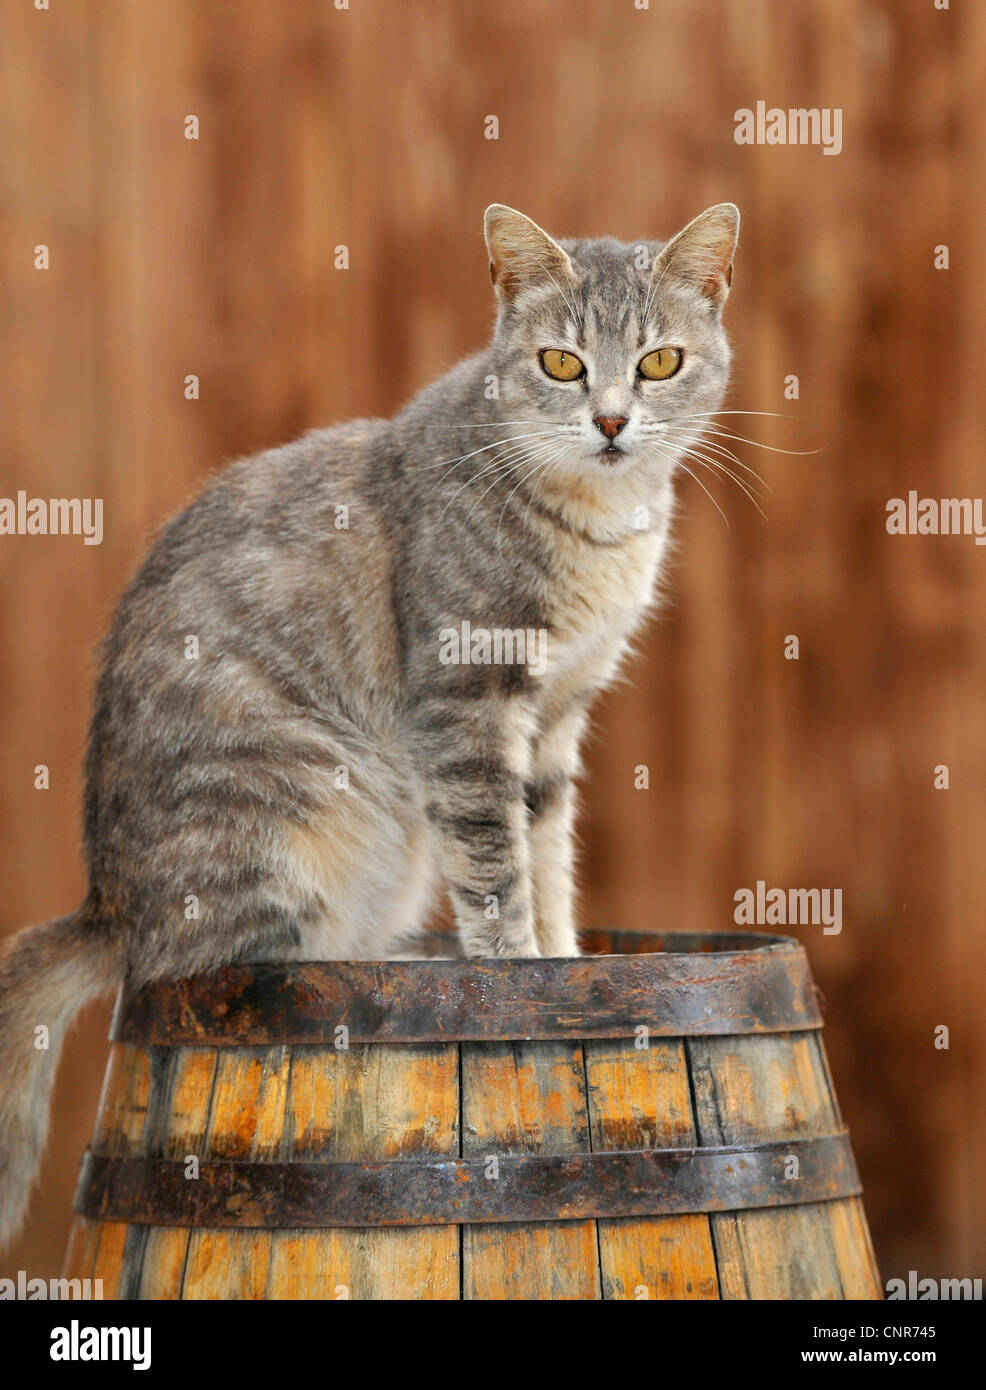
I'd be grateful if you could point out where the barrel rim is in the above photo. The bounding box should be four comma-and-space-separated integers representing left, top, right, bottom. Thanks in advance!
407, 927, 805, 958
111, 930, 822, 1045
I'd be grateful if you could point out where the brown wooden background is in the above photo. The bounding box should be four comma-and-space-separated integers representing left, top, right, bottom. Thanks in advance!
2, 0, 983, 1288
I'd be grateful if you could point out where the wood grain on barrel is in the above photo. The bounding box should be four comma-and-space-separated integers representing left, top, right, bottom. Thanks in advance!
92, 1043, 150, 1157
687, 1032, 882, 1299
268, 1044, 459, 1299
584, 1038, 718, 1300
827, 1196, 884, 1300
178, 1046, 290, 1296
61, 1215, 104, 1288
133, 1227, 191, 1299
65, 1043, 159, 1297
128, 1040, 217, 1296
88, 1218, 127, 1300
265, 1228, 454, 1300
155, 1048, 218, 1160
69, 1042, 462, 1297
461, 1041, 600, 1300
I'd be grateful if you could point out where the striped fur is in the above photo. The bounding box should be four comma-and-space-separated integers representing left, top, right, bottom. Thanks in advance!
0, 203, 738, 1246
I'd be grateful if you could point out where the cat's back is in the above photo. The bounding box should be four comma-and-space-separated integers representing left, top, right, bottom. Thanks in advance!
151, 417, 392, 563
89, 418, 404, 772
81, 417, 415, 955
109, 418, 393, 626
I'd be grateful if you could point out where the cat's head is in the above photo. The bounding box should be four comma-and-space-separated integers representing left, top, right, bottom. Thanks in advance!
483, 203, 738, 489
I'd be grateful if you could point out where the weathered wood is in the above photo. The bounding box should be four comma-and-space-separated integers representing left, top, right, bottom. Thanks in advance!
597, 1216, 719, 1301
153, 1047, 219, 1161
88, 1220, 127, 1301
64, 932, 881, 1299
133, 1228, 190, 1300
203, 1047, 292, 1161
92, 1043, 151, 1158
585, 1038, 719, 1300
686, 1031, 881, 1298
264, 1229, 456, 1301
182, 1230, 272, 1301
272, 1043, 459, 1300
112, 933, 820, 1045
130, 1038, 217, 1297
61, 1215, 102, 1287
461, 1041, 600, 1300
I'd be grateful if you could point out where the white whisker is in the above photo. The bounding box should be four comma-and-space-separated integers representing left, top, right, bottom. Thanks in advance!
445, 437, 572, 522
496, 446, 573, 556
674, 461, 732, 532
648, 426, 770, 490
667, 421, 820, 457
420, 430, 562, 496
677, 447, 767, 516
643, 440, 735, 531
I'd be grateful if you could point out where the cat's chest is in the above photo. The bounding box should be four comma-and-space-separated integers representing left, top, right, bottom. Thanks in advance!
539, 530, 666, 693
549, 528, 663, 635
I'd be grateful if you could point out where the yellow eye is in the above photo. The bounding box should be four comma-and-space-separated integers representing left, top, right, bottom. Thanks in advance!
540, 349, 585, 381
638, 347, 682, 381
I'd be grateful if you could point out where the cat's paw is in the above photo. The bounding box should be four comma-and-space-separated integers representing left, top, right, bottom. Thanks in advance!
459, 933, 541, 960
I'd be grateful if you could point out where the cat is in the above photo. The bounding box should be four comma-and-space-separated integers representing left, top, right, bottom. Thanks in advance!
0, 200, 739, 1246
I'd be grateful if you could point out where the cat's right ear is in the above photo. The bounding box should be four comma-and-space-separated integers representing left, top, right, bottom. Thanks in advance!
484, 205, 574, 303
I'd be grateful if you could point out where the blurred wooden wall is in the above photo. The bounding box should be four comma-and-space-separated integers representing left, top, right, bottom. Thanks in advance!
2, 0, 983, 1286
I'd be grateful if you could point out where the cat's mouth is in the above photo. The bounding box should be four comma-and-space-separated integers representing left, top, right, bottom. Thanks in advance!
599, 443, 625, 464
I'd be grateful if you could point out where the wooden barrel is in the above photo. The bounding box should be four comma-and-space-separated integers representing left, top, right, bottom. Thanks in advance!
63, 930, 882, 1300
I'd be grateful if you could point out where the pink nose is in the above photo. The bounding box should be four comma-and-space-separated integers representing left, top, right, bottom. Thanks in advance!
593, 415, 628, 440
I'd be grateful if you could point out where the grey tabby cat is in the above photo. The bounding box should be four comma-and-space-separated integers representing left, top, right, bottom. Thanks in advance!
0, 201, 739, 1244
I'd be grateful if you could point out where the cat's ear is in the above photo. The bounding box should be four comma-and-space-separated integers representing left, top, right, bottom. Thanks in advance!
484, 204, 574, 303
650, 203, 740, 312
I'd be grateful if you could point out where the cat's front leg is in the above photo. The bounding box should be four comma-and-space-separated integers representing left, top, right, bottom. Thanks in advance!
528, 704, 587, 957
413, 693, 540, 957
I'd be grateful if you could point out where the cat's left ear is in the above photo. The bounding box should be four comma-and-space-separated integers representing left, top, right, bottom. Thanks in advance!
650, 203, 740, 312
484, 204, 574, 303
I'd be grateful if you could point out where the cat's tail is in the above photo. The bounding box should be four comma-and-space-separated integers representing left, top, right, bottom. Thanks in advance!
0, 909, 119, 1250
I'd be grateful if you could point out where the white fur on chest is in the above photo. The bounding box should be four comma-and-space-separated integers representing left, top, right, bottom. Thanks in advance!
540, 526, 668, 702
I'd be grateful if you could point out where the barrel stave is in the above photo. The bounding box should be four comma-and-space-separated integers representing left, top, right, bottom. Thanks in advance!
269, 1043, 460, 1299
686, 1031, 882, 1299
461, 1040, 600, 1300
585, 1037, 719, 1299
